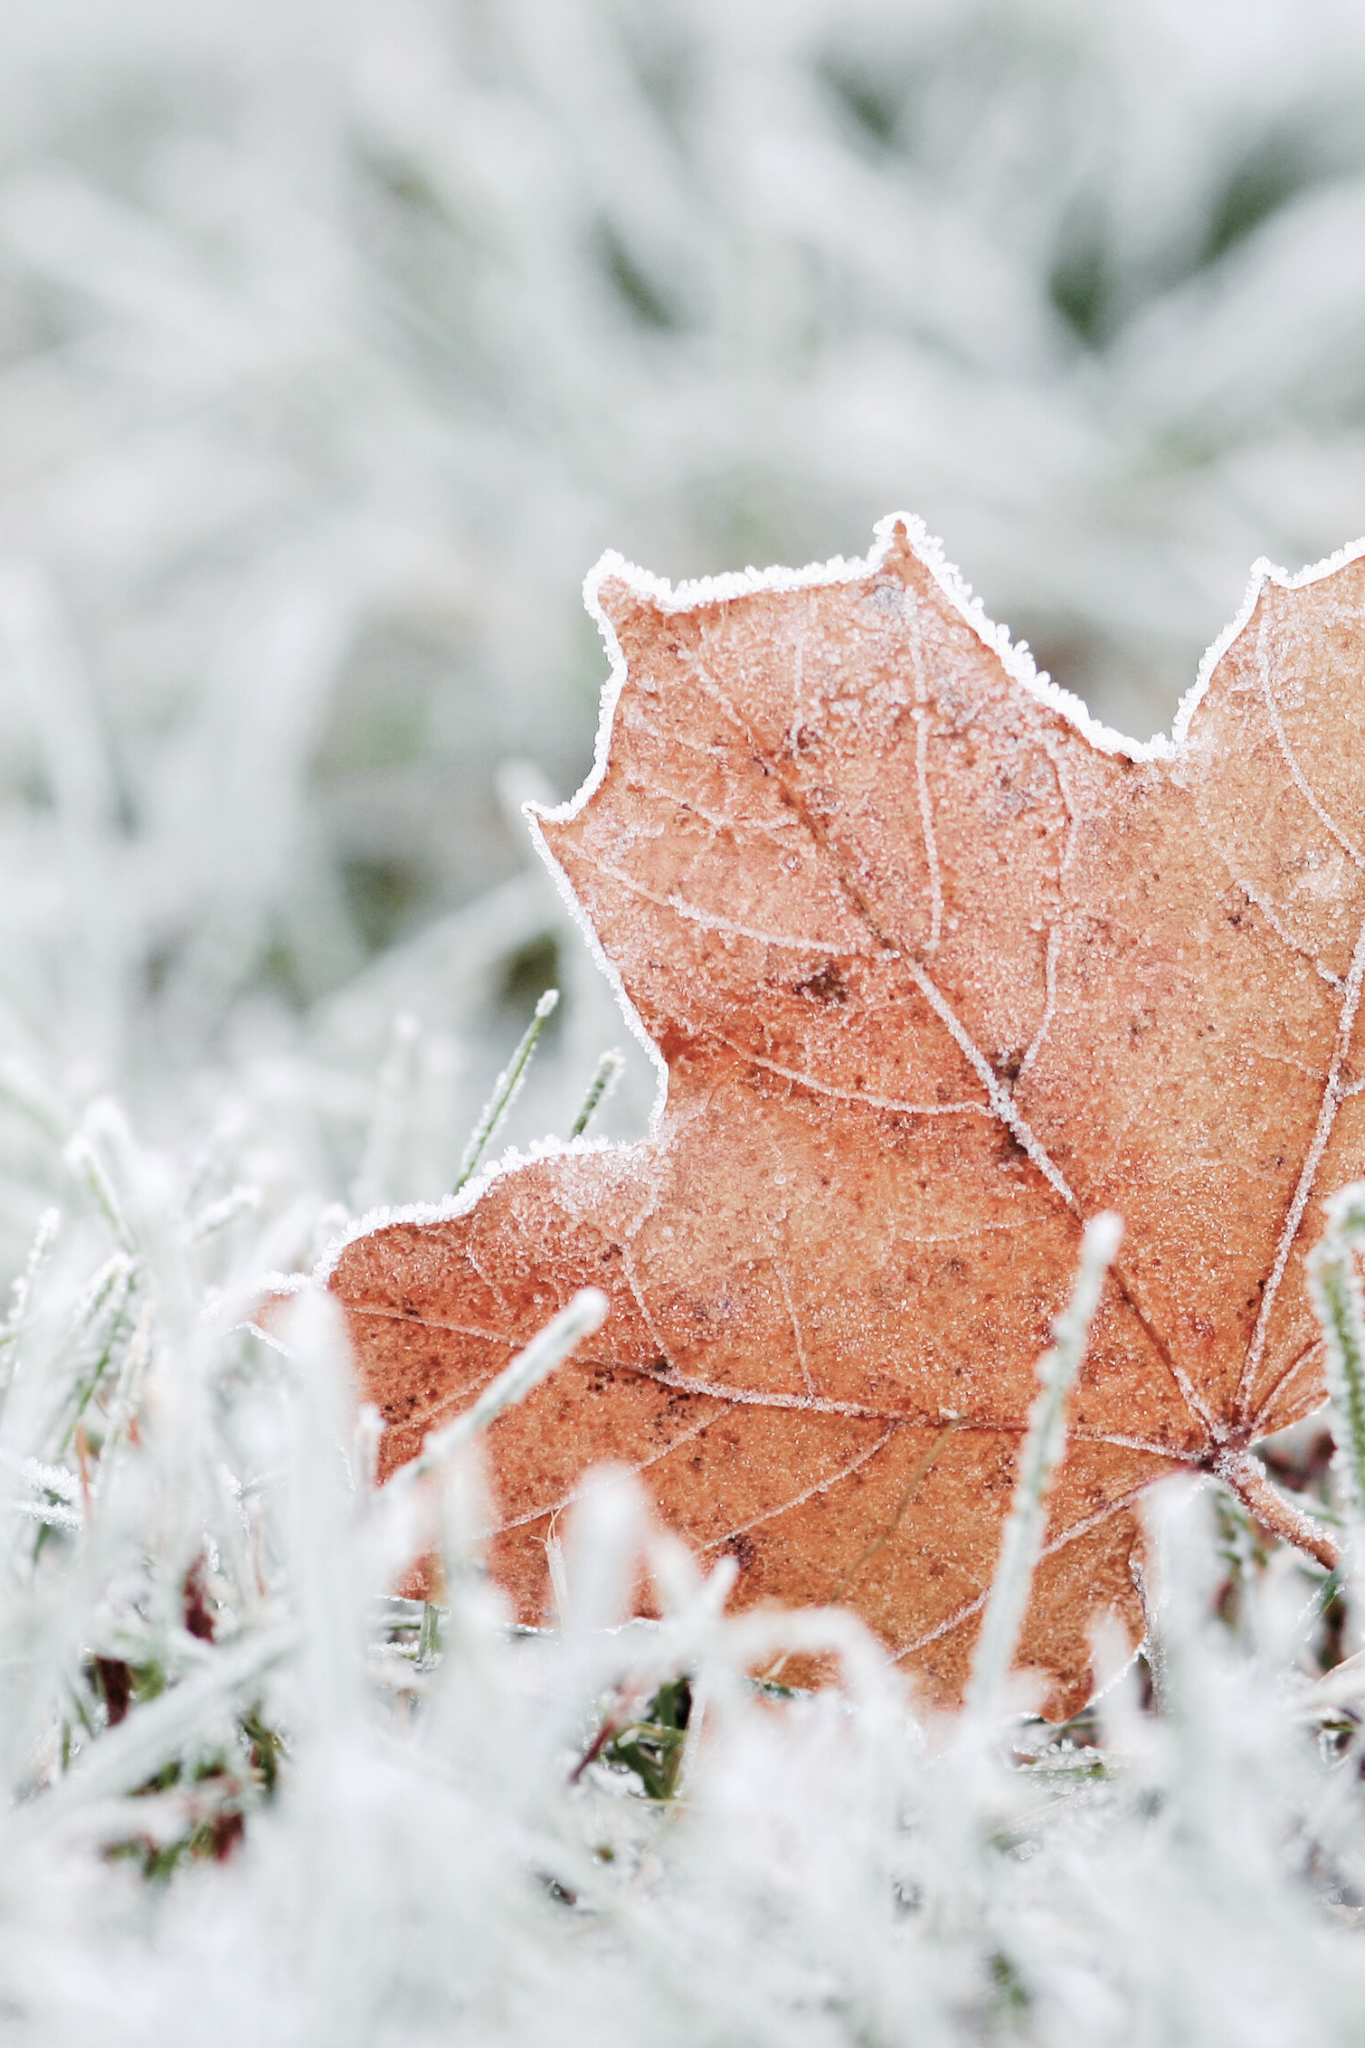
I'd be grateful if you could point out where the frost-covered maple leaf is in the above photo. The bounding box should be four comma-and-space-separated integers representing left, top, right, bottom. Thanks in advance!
326, 515, 1358, 1717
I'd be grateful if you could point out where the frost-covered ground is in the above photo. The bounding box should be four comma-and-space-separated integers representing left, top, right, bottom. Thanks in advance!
0, 2, 1363, 2039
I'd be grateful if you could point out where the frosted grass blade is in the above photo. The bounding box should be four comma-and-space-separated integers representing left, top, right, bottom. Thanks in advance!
453, 989, 559, 1193
568, 1048, 623, 1138
968, 1212, 1122, 1716
1308, 1182, 1365, 1536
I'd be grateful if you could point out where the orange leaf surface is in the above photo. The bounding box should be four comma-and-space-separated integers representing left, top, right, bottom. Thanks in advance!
327, 516, 1362, 1716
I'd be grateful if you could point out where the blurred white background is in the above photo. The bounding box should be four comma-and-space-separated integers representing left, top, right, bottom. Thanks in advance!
1, 0, 1364, 1242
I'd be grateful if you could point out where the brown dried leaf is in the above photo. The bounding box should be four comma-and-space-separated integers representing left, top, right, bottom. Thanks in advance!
329, 517, 1363, 1717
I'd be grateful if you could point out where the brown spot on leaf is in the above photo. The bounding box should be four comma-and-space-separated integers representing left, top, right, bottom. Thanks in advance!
793, 961, 850, 1004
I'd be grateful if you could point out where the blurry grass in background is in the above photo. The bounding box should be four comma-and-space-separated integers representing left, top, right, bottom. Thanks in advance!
0, 0, 1362, 1235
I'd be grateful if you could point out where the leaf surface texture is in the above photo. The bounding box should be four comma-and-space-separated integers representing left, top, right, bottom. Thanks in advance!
331, 520, 1365, 1714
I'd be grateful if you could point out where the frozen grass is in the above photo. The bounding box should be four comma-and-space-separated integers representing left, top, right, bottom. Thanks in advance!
0, 3, 1363, 2039
0, 1068, 1360, 2044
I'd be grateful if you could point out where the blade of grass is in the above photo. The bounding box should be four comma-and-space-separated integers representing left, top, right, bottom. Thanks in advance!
453, 989, 559, 1193
569, 1049, 623, 1139
1308, 1183, 1365, 1539
968, 1212, 1122, 1716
